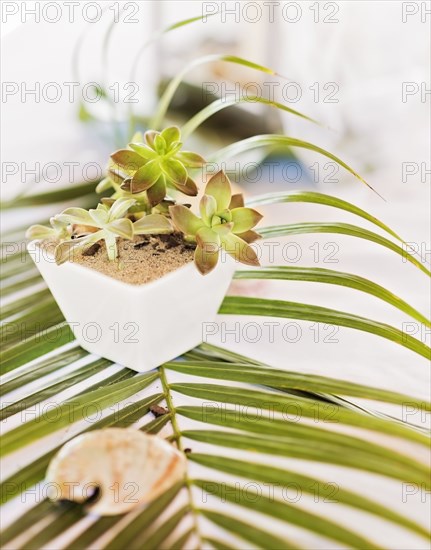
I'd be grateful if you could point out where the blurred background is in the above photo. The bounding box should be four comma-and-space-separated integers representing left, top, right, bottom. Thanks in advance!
2, 1, 429, 202
1, 2, 430, 546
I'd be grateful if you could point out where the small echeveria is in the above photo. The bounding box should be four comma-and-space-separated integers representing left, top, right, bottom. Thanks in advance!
53, 198, 171, 264
109, 126, 204, 206
169, 171, 263, 274
54, 198, 136, 263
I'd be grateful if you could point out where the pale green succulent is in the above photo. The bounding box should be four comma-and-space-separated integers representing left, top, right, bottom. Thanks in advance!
169, 170, 263, 274
25, 217, 70, 241
96, 133, 153, 213
49, 198, 172, 264
107, 126, 205, 207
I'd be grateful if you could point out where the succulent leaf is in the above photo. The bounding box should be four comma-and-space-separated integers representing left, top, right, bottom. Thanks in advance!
161, 159, 187, 186
199, 194, 218, 225
108, 169, 127, 185
108, 198, 136, 221
146, 176, 167, 207
196, 226, 221, 251
144, 130, 158, 149
169, 205, 204, 236
212, 222, 234, 236
108, 218, 134, 240
176, 151, 206, 168
229, 193, 245, 209
205, 170, 232, 211
152, 199, 176, 215
194, 244, 220, 275
56, 208, 97, 227
25, 224, 57, 240
110, 150, 146, 173
26, 216, 70, 241
120, 177, 133, 192
54, 231, 103, 265
104, 233, 118, 261
173, 177, 198, 196
231, 207, 263, 234
89, 207, 109, 226
133, 214, 173, 235
161, 126, 181, 147
194, 227, 222, 275
168, 141, 183, 156
236, 229, 261, 243
154, 134, 167, 155
218, 209, 233, 223
54, 240, 76, 265
50, 217, 68, 234
96, 177, 115, 193
221, 233, 260, 266
132, 160, 162, 193
128, 143, 157, 161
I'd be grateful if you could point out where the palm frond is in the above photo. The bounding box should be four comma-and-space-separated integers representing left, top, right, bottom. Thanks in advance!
0, 181, 101, 210
210, 135, 385, 198
150, 54, 280, 130
220, 296, 430, 359
234, 266, 430, 326
247, 191, 402, 240
259, 223, 430, 276
1, 194, 429, 548
181, 96, 318, 139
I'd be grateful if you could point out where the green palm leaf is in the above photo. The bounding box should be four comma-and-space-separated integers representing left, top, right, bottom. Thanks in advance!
168, 354, 431, 418
234, 266, 430, 326
220, 296, 430, 359
194, 458, 428, 539
1, 322, 73, 375
0, 357, 114, 420
2, 350, 429, 547
259, 222, 430, 276
181, 96, 318, 139
0, 373, 158, 456
210, 135, 385, 198
1, 346, 87, 394
0, 181, 100, 210
194, 480, 381, 549
247, 190, 403, 240
200, 510, 300, 549
151, 54, 280, 130
171, 383, 428, 445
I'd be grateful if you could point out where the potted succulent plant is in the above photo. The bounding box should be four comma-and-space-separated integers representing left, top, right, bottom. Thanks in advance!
26, 127, 263, 372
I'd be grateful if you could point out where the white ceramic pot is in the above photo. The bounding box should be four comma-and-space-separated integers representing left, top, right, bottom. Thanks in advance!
27, 241, 236, 372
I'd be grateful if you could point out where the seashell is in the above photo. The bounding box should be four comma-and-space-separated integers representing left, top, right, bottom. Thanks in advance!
45, 428, 187, 516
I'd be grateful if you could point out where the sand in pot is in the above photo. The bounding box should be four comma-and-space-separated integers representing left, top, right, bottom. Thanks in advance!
44, 234, 196, 285
75, 234, 195, 285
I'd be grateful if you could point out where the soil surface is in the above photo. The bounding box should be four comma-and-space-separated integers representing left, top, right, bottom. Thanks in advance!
50, 233, 195, 285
